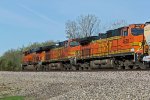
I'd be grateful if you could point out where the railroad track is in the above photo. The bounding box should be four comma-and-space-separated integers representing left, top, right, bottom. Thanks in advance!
21, 68, 150, 72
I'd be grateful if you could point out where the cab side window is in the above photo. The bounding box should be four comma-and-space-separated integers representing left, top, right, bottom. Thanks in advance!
65, 41, 68, 48
123, 31, 128, 36
70, 41, 79, 47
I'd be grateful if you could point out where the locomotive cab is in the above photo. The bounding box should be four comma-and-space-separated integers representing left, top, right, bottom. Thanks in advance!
66, 39, 81, 63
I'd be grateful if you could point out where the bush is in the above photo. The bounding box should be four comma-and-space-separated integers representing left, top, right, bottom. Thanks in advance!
0, 41, 54, 71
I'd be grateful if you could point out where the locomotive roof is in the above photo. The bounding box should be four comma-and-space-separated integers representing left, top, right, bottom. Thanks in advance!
145, 22, 150, 25
79, 36, 99, 45
23, 42, 67, 54
58, 41, 67, 47
41, 45, 56, 51
29, 47, 43, 53
99, 33, 107, 39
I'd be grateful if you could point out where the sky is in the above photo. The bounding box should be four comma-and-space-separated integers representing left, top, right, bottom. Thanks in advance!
0, 0, 150, 55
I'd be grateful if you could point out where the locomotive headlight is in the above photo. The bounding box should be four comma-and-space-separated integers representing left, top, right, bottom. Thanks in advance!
131, 48, 135, 52
55, 43, 59, 46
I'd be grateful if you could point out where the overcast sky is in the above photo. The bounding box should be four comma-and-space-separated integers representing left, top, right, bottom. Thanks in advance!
0, 0, 149, 55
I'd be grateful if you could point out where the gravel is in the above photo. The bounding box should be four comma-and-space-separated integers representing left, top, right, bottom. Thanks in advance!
0, 71, 150, 100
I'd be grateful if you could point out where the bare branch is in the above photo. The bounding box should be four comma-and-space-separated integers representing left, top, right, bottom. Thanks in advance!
65, 20, 79, 39
65, 14, 100, 39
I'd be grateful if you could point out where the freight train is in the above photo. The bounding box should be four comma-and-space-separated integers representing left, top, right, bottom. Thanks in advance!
22, 22, 150, 71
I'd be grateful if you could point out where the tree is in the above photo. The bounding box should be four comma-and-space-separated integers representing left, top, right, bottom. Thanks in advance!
78, 14, 100, 38
66, 21, 80, 39
65, 14, 100, 39
0, 41, 55, 71
101, 20, 128, 32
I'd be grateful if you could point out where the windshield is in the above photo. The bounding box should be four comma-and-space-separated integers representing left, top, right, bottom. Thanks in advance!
131, 28, 144, 36
70, 41, 80, 47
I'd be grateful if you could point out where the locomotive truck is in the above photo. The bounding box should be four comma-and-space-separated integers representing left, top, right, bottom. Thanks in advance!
22, 22, 150, 71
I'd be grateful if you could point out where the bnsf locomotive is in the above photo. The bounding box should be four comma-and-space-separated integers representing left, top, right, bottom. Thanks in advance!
22, 22, 150, 71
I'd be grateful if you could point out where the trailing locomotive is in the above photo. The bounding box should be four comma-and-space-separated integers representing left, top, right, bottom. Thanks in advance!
22, 23, 150, 71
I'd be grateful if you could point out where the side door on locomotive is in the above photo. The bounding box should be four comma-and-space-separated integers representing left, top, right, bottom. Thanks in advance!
79, 36, 100, 58
67, 39, 81, 65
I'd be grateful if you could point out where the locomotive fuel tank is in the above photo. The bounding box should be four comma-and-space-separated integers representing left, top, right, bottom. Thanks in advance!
90, 59, 112, 69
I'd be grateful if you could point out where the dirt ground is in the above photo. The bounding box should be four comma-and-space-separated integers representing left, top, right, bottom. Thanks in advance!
0, 71, 150, 100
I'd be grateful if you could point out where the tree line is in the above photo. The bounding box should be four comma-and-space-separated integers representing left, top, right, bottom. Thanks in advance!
0, 14, 126, 71
0, 41, 54, 71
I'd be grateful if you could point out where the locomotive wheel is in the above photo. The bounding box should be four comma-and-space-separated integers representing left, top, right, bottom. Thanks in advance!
132, 65, 139, 69
25, 65, 35, 71
143, 62, 150, 69
85, 63, 90, 70
68, 67, 71, 71
44, 65, 49, 71
112, 60, 123, 69
61, 64, 65, 71
67, 64, 71, 70
80, 63, 89, 71
47, 65, 51, 71
23, 66, 27, 71
125, 66, 130, 70
63, 64, 69, 71
117, 66, 123, 70
65, 67, 69, 71
79, 67, 83, 71
71, 66, 76, 71
78, 64, 83, 71
37, 65, 43, 71
133, 62, 146, 69
139, 63, 146, 69
42, 66, 46, 71
118, 61, 124, 69
111, 60, 117, 69
124, 60, 131, 69
83, 67, 88, 70
86, 63, 91, 70
87, 66, 91, 70
61, 66, 66, 71
21, 65, 25, 71
140, 66, 146, 69
35, 65, 38, 71
65, 64, 70, 71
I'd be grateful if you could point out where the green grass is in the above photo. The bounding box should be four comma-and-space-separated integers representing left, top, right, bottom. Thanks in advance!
0, 96, 24, 100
